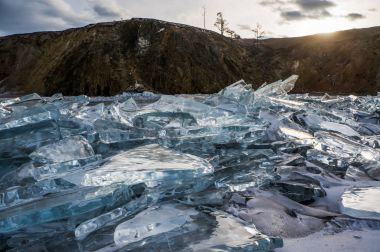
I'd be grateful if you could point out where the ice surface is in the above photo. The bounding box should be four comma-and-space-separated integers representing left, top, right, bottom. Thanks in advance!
2, 76, 380, 251
73, 144, 213, 187
218, 79, 255, 105
113, 203, 283, 251
340, 187, 380, 220
29, 135, 95, 164
255, 75, 298, 97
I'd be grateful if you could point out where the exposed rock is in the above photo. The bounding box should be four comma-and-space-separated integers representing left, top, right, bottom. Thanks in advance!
0, 18, 379, 96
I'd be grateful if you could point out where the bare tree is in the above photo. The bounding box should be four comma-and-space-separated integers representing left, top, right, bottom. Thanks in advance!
252, 23, 265, 48
214, 12, 228, 35
225, 28, 234, 38
225, 28, 241, 39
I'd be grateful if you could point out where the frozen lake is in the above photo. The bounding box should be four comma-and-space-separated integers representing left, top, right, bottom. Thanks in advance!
1, 76, 380, 251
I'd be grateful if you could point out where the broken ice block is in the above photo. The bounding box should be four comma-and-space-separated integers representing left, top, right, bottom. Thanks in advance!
114, 203, 283, 251
0, 183, 134, 233
29, 135, 95, 164
0, 93, 42, 107
144, 95, 212, 115
293, 112, 360, 137
114, 204, 197, 245
119, 97, 139, 112
218, 79, 255, 105
132, 111, 198, 129
75, 193, 157, 240
315, 131, 379, 161
204, 94, 248, 114
0, 121, 61, 159
74, 103, 104, 125
29, 155, 102, 181
0, 104, 60, 134
94, 119, 157, 144
255, 75, 298, 97
340, 186, 380, 220
72, 144, 213, 187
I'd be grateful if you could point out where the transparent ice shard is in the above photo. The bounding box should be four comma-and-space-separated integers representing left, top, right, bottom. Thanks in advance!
218, 79, 255, 105
113, 203, 283, 251
102, 102, 134, 126
114, 204, 198, 245
255, 75, 298, 97
340, 187, 380, 220
0, 104, 60, 133
204, 94, 248, 114
70, 144, 213, 187
293, 112, 360, 137
120, 97, 139, 112
0, 183, 134, 233
144, 95, 212, 115
29, 155, 102, 181
279, 126, 313, 139
0, 178, 75, 210
0, 106, 11, 119
75, 193, 157, 240
74, 103, 104, 125
94, 119, 157, 144
314, 131, 379, 161
29, 135, 95, 164
319, 121, 360, 137
0, 120, 61, 159
132, 111, 198, 129
0, 93, 42, 107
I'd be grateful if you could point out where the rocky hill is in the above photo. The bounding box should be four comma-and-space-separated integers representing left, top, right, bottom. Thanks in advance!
0, 18, 379, 96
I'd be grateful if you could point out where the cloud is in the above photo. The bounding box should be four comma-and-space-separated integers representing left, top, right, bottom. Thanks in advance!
0, 0, 130, 35
260, 0, 336, 22
237, 24, 252, 31
91, 1, 127, 18
259, 0, 287, 6
368, 8, 377, 12
295, 0, 335, 11
281, 10, 305, 20
93, 5, 120, 17
346, 13, 365, 21
280, 9, 331, 21
0, 0, 92, 35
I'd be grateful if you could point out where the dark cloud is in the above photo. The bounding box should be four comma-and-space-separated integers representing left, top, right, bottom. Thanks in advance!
0, 0, 128, 35
295, 0, 335, 11
93, 3, 123, 18
260, 0, 336, 22
259, 0, 287, 6
281, 10, 305, 20
280, 9, 331, 21
0, 0, 91, 35
346, 13, 365, 21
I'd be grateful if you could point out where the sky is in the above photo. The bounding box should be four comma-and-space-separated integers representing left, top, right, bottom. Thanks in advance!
0, 0, 379, 38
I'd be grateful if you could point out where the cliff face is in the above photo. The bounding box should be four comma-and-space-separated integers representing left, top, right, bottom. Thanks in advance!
0, 18, 379, 96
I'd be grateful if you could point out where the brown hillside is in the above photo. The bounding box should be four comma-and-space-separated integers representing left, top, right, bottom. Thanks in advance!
0, 18, 379, 96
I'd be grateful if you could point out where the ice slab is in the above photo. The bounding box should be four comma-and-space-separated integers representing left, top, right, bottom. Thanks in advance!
218, 79, 255, 105
0, 183, 134, 233
0, 104, 60, 134
70, 144, 213, 187
114, 203, 283, 251
340, 186, 380, 220
255, 75, 298, 97
29, 135, 95, 164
